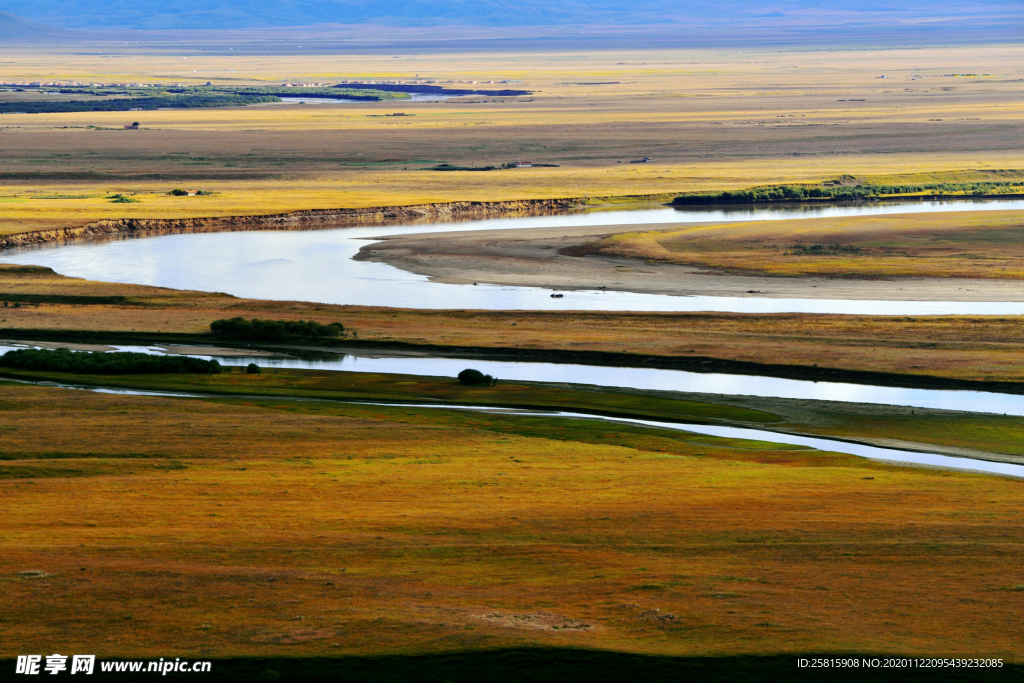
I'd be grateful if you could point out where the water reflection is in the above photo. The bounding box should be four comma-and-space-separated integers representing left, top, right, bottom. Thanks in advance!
1, 199, 1023, 314
5, 342, 1022, 417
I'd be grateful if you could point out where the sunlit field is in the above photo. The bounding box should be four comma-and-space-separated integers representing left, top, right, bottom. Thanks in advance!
1, 44, 1022, 234
2, 375, 1023, 662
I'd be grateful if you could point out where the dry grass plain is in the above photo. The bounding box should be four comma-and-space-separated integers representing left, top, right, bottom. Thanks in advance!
2, 379, 1024, 660
1, 44, 1023, 234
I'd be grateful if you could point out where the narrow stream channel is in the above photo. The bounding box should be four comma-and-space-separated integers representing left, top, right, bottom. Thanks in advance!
6, 375, 1023, 479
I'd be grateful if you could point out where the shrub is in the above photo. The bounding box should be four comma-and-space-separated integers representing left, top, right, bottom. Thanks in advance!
246, 363, 261, 375
672, 180, 1024, 206
210, 317, 344, 341
458, 368, 496, 386
168, 188, 189, 196
0, 348, 221, 375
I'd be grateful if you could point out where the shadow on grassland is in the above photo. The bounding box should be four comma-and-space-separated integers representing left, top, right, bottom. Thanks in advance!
2, 650, 1021, 682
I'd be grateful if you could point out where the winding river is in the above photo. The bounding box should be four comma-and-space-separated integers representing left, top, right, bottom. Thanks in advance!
3, 199, 1023, 477
2, 198, 1023, 314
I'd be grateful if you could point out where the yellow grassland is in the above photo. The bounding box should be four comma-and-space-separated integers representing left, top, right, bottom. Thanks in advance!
1, 44, 1023, 234
2, 382, 1023, 658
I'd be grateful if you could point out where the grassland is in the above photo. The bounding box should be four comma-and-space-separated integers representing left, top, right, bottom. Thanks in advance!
1, 44, 1023, 234
6, 365, 1024, 462
2, 373, 1024, 664
567, 210, 1024, 279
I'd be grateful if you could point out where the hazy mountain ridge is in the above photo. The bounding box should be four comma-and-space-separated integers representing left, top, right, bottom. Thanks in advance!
0, 0, 1018, 30
0, 10, 75, 38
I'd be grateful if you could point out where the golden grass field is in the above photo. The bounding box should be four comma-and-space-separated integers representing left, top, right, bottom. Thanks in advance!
1, 44, 1023, 234
6, 263, 1024, 386
2, 376, 1024, 659
569, 210, 1024, 279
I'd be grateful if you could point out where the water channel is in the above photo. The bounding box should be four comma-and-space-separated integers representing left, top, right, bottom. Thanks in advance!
2, 198, 1022, 314
3, 342, 1023, 417
6, 373, 1023, 479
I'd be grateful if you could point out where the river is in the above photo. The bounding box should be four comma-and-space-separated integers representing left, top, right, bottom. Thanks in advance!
3, 342, 1022, 417
1, 198, 1022, 314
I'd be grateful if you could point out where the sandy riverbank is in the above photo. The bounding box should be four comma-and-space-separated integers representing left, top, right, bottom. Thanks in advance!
356, 222, 1024, 301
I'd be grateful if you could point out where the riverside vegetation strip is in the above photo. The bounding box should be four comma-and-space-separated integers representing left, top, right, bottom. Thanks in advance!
6, 264, 1024, 390
6, 365, 1024, 462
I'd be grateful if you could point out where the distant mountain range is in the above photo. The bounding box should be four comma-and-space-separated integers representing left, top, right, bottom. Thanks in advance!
0, 10, 73, 38
0, 0, 1019, 30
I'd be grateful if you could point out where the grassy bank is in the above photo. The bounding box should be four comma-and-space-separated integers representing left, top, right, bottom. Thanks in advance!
4, 366, 1024, 460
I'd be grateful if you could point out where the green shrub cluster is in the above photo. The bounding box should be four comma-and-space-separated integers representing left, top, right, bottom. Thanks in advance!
210, 317, 345, 341
458, 368, 497, 386
0, 348, 221, 374
673, 181, 1024, 205
429, 163, 499, 172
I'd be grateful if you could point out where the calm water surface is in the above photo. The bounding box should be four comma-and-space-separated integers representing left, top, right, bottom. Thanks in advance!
2, 198, 1023, 314
4, 342, 1022, 417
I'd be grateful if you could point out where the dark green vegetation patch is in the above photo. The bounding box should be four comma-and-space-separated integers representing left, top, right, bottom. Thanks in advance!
0, 85, 407, 115
210, 317, 344, 341
673, 181, 1024, 205
0, 348, 221, 374
458, 367, 497, 386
